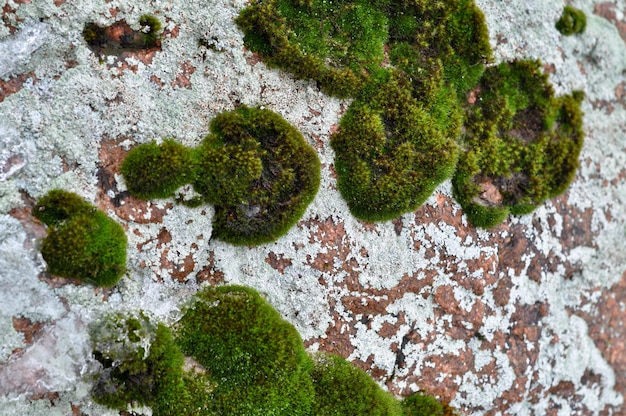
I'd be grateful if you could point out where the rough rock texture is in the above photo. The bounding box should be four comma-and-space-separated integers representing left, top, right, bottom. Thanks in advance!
1, 0, 626, 415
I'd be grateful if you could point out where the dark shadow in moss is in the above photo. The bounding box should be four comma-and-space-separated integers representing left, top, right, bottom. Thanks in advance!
452, 60, 584, 228
34, 190, 127, 287
83, 14, 162, 57
556, 6, 586, 36
91, 312, 206, 415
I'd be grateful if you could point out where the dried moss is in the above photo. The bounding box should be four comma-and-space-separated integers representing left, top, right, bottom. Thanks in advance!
82, 15, 163, 57
91, 313, 205, 415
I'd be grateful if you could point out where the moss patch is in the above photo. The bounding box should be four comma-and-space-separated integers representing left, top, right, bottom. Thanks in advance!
121, 106, 320, 245
91, 312, 207, 415
237, 0, 584, 226
34, 190, 127, 287
401, 392, 444, 416
121, 139, 195, 200
90, 285, 448, 415
196, 106, 320, 245
237, 0, 493, 221
310, 352, 403, 415
331, 70, 460, 221
176, 285, 315, 415
452, 60, 584, 227
556, 6, 586, 36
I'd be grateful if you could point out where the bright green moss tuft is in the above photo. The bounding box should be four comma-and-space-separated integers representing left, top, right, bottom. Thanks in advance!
310, 353, 403, 415
331, 70, 460, 221
34, 190, 127, 287
452, 60, 584, 228
556, 6, 586, 36
176, 285, 315, 415
236, 0, 389, 98
121, 139, 195, 200
401, 392, 444, 416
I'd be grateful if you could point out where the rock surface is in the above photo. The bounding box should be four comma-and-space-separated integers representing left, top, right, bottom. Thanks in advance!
1, 0, 626, 415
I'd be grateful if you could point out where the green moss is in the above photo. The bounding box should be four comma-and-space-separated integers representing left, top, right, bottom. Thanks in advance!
91, 313, 204, 415
176, 285, 315, 415
556, 6, 586, 36
121, 139, 195, 200
331, 70, 459, 221
139, 14, 163, 47
237, 0, 493, 221
195, 106, 320, 245
236, 0, 388, 98
386, 0, 491, 96
90, 285, 450, 415
34, 190, 127, 287
310, 353, 402, 416
121, 106, 320, 246
401, 392, 444, 416
452, 60, 584, 227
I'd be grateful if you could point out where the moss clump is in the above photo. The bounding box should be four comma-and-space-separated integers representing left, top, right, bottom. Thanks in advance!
121, 139, 195, 199
194, 106, 320, 245
121, 106, 320, 246
91, 285, 448, 415
236, 0, 388, 98
310, 353, 403, 415
556, 6, 586, 36
237, 0, 492, 221
331, 70, 460, 221
176, 285, 315, 415
401, 392, 444, 416
91, 313, 206, 415
34, 190, 127, 287
452, 60, 584, 227
386, 0, 492, 96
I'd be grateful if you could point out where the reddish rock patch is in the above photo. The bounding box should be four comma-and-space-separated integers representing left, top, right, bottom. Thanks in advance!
11, 317, 45, 352
265, 252, 293, 274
